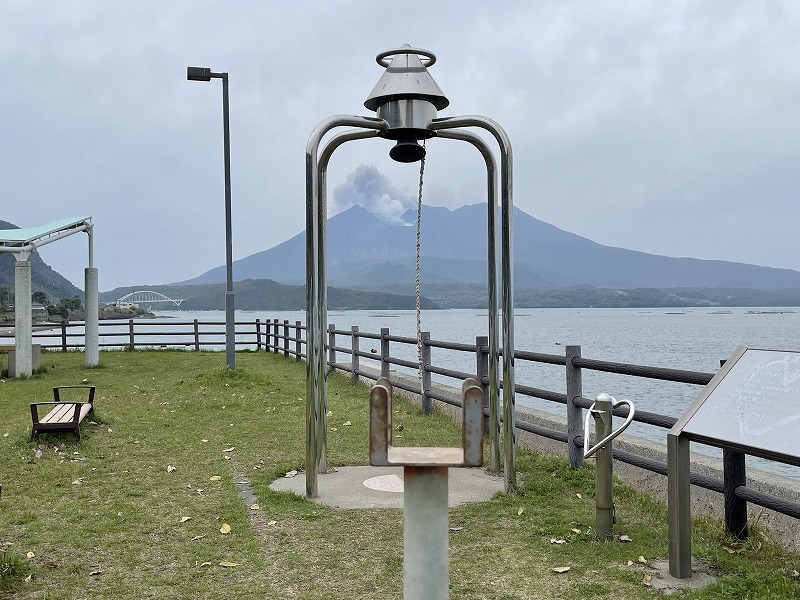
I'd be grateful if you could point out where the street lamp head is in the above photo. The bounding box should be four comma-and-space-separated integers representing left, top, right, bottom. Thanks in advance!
187, 66, 212, 82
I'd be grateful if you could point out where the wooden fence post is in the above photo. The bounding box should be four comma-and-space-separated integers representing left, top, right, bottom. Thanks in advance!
128, 319, 135, 351
272, 319, 279, 353
380, 327, 390, 379
566, 345, 584, 469
295, 321, 302, 361
61, 320, 68, 352
328, 324, 336, 371
421, 331, 432, 415
351, 326, 360, 383
283, 320, 289, 357
476, 336, 489, 435
724, 449, 749, 539
193, 319, 200, 352
255, 319, 261, 351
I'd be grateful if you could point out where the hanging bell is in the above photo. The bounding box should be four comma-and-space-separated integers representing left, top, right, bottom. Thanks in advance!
389, 131, 426, 163
364, 44, 449, 163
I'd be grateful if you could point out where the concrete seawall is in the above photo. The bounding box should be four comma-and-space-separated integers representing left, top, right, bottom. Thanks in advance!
340, 365, 800, 551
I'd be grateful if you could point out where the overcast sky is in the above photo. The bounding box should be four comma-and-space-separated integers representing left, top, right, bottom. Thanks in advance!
2, 1, 799, 291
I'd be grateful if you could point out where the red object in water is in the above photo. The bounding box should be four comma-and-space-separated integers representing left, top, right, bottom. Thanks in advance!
371, 348, 378, 353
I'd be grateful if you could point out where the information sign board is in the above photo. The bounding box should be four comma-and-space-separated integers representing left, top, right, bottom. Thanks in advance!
678, 346, 800, 466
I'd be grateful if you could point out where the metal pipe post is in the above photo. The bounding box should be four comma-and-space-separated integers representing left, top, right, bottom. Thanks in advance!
404, 466, 449, 600
593, 396, 614, 540
305, 116, 386, 497
435, 128, 501, 477
668, 432, 692, 578
220, 72, 235, 370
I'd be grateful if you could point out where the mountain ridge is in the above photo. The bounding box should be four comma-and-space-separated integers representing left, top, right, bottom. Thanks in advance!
179, 203, 800, 291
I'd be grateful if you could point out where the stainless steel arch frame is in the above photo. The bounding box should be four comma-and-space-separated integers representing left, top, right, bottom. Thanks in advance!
305, 114, 516, 497
432, 116, 516, 492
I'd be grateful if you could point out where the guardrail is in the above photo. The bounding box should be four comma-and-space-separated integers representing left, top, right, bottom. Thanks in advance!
3, 317, 798, 537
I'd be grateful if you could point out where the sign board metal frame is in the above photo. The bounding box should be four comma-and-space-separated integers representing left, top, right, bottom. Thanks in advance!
668, 346, 800, 578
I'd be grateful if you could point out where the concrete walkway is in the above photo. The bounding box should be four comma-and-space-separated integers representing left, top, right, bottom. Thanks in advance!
269, 466, 505, 509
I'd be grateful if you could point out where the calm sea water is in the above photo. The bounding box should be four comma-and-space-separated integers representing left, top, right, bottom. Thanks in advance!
45, 307, 800, 479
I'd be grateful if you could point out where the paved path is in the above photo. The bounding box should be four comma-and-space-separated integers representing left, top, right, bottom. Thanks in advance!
269, 466, 505, 509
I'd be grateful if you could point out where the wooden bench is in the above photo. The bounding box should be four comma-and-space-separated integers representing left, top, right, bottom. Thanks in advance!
30, 386, 96, 441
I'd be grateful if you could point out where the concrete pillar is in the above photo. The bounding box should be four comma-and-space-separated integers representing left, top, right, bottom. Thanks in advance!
14, 260, 33, 378
84, 267, 99, 367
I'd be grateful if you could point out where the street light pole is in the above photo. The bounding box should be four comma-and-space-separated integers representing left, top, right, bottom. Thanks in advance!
187, 66, 235, 369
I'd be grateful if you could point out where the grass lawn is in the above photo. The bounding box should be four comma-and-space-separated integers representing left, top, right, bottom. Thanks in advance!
0, 350, 798, 599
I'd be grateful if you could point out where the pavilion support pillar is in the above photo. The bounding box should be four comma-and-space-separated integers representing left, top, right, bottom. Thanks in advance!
84, 267, 99, 367
14, 260, 33, 378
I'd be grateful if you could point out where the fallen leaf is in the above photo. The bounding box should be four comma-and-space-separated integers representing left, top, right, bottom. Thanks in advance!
219, 561, 238, 567
190, 535, 205, 541
575, 493, 582, 499
329, 427, 337, 432
642, 573, 652, 586
223, 447, 235, 452
249, 503, 260, 510
626, 560, 634, 566
24, 574, 32, 584
284, 470, 298, 478
638, 556, 647, 564
81, 378, 89, 384
223, 455, 231, 460
2, 433, 8, 437
89, 569, 102, 576
72, 478, 83, 485
551, 566, 571, 574
619, 535, 633, 542
571, 528, 581, 534
517, 507, 525, 516
449, 527, 464, 532
107, 428, 113, 433
791, 570, 799, 578
721, 543, 744, 554
220, 523, 231, 534
326, 410, 333, 417
343, 421, 352, 426
180, 516, 192, 523
26, 551, 35, 559
199, 561, 212, 567
201, 439, 209, 443
267, 520, 277, 526
550, 539, 566, 545
209, 475, 222, 481
166, 465, 176, 473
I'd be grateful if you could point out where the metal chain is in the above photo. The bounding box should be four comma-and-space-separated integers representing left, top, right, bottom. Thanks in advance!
416, 140, 426, 399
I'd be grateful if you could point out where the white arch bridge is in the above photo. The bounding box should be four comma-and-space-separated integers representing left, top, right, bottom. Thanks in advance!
116, 291, 187, 307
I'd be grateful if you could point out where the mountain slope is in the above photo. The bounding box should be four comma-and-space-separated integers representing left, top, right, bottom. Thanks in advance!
180, 203, 800, 291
